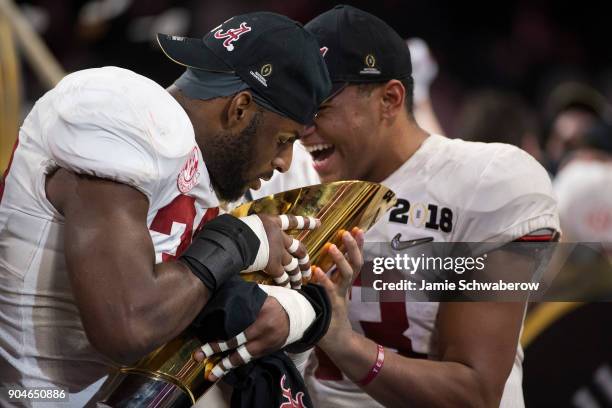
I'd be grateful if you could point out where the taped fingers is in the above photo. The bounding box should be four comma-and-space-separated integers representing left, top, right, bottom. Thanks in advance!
284, 255, 302, 289
201, 328, 256, 381
211, 356, 233, 379
296, 251, 311, 282
200, 331, 248, 358
296, 246, 311, 280
308, 217, 319, 229
279, 214, 290, 230
289, 271, 302, 289
278, 215, 320, 231
208, 344, 254, 381
274, 272, 290, 288
237, 344, 253, 365
298, 253, 311, 280
288, 238, 300, 254
284, 235, 311, 278
284, 257, 298, 272
298, 253, 309, 266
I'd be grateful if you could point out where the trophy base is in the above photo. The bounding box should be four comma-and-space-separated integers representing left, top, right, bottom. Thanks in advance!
100, 372, 193, 408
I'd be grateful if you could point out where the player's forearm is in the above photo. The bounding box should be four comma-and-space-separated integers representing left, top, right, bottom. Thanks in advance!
123, 261, 210, 357
82, 261, 209, 365
320, 330, 494, 408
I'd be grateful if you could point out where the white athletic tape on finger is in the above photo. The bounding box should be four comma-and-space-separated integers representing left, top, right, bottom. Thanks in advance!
308, 217, 317, 229
220, 355, 235, 370
201, 344, 214, 357
289, 273, 302, 282
288, 238, 300, 254
239, 215, 269, 273
302, 269, 312, 279
296, 216, 305, 229
235, 332, 247, 347
258, 284, 316, 347
298, 253, 309, 265
279, 215, 290, 230
237, 345, 253, 364
274, 272, 290, 285
212, 331, 247, 357
283, 257, 298, 272
211, 365, 226, 379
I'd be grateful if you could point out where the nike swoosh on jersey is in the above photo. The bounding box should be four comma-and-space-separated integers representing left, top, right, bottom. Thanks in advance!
390, 234, 434, 250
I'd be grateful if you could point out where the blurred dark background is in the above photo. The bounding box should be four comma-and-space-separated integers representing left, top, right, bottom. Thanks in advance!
14, 0, 612, 135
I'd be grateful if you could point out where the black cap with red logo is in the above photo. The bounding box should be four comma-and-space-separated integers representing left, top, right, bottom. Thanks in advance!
158, 12, 331, 125
305, 5, 412, 94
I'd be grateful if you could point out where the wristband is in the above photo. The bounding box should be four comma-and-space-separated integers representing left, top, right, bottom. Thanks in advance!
191, 276, 267, 343
180, 214, 260, 291
358, 344, 385, 387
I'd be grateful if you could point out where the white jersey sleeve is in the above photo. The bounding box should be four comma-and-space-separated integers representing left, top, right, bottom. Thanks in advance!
456, 143, 560, 242
40, 67, 194, 201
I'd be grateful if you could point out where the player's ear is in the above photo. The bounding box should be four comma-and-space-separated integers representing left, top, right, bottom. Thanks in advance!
226, 91, 255, 129
380, 80, 405, 120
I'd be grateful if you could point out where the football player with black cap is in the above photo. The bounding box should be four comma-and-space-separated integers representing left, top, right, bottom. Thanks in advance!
0, 11, 361, 406
292, 5, 561, 408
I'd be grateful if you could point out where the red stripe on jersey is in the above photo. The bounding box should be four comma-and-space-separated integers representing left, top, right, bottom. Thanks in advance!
514, 234, 555, 242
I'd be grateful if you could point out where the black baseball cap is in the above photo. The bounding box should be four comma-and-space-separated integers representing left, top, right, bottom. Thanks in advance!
158, 12, 331, 125
305, 5, 412, 95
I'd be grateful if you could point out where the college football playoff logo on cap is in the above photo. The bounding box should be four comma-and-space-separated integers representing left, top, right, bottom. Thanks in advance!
213, 22, 252, 51
360, 53, 381, 75
177, 147, 200, 193
260, 63, 273, 77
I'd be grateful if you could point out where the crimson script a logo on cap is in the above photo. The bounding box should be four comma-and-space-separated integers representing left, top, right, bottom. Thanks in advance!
213, 22, 252, 51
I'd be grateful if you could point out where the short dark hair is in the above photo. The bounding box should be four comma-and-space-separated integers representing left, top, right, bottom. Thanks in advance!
354, 77, 414, 115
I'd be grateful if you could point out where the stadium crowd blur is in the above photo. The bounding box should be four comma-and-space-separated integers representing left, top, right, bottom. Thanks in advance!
4, 0, 612, 406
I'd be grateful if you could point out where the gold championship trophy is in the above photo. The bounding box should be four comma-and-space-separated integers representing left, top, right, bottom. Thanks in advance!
98, 181, 396, 407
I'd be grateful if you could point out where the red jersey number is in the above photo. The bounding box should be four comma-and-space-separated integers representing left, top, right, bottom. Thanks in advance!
149, 195, 218, 262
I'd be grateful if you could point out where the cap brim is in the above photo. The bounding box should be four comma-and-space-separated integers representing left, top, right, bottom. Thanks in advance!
323, 82, 348, 102
157, 33, 233, 73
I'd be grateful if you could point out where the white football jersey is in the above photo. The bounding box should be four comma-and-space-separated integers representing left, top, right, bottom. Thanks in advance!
0, 67, 220, 407
269, 135, 559, 407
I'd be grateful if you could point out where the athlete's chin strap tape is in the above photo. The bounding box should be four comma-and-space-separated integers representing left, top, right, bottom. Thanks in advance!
180, 214, 260, 292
